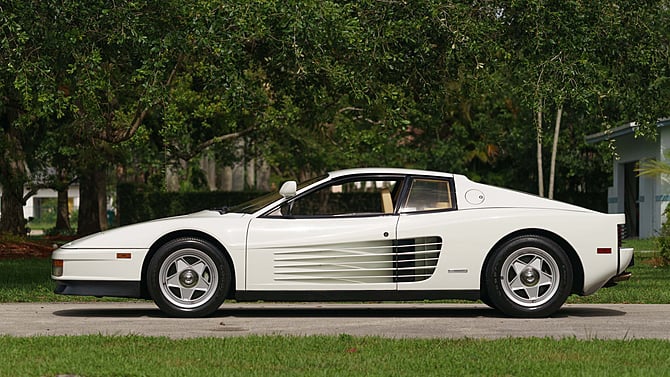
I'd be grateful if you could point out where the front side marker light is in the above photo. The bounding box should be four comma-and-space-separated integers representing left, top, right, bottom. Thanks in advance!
52, 260, 63, 277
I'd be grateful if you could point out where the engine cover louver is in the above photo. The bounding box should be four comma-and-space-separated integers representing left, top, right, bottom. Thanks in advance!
273, 236, 442, 284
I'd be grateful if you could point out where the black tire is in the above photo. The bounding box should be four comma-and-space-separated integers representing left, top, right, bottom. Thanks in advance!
147, 237, 231, 318
484, 236, 572, 318
478, 289, 495, 309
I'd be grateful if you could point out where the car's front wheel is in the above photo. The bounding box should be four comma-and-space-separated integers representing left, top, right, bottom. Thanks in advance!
484, 236, 572, 318
147, 238, 231, 317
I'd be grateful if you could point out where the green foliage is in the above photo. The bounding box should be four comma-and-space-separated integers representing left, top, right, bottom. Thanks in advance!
44, 227, 77, 237
655, 208, 670, 265
638, 150, 670, 180
2, 0, 669, 234
0, 233, 28, 244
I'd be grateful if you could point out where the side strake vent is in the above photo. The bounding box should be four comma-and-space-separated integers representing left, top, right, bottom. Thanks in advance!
274, 237, 442, 284
395, 236, 442, 282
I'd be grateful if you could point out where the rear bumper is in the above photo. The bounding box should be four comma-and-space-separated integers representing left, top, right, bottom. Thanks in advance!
619, 247, 634, 273
603, 247, 634, 288
604, 270, 632, 288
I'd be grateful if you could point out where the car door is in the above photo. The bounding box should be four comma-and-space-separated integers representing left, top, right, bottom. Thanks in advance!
393, 176, 465, 290
245, 176, 403, 292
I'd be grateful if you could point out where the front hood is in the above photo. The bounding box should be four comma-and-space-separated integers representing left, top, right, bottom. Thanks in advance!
61, 210, 247, 249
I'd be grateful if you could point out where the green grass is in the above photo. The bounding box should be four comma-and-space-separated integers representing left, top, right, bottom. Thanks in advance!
0, 259, 57, 302
0, 258, 130, 303
1, 335, 670, 377
623, 238, 658, 251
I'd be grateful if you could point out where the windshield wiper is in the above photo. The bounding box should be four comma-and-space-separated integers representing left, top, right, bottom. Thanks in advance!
210, 206, 228, 215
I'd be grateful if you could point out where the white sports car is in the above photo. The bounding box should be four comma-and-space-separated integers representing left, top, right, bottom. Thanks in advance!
52, 168, 633, 318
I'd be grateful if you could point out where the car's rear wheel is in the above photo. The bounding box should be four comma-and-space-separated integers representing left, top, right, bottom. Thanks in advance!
147, 238, 231, 318
484, 236, 572, 318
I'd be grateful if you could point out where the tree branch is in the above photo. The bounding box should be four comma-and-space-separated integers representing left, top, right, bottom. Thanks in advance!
99, 56, 183, 143
195, 126, 255, 151
169, 127, 256, 162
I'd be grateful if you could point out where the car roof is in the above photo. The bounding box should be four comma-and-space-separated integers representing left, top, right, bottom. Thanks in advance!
326, 167, 455, 179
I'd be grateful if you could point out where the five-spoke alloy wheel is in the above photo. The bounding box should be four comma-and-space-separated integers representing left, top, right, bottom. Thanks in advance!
148, 238, 231, 318
484, 236, 572, 318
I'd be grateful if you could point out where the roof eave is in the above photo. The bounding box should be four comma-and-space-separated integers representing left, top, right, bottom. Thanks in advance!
586, 119, 670, 144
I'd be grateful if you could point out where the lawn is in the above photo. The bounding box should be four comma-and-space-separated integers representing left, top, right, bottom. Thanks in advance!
2, 335, 670, 377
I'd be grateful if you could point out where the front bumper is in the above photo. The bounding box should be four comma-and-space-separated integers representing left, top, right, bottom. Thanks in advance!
54, 280, 142, 298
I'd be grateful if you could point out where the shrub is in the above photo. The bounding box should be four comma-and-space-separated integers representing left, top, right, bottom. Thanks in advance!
116, 183, 265, 225
654, 206, 670, 265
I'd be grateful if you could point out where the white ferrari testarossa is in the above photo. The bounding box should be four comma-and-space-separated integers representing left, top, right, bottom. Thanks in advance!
52, 168, 633, 318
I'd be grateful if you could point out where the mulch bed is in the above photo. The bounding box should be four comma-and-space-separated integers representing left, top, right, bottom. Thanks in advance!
0, 236, 77, 260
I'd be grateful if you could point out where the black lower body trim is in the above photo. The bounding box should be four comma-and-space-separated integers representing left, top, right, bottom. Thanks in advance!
54, 280, 142, 298
234, 290, 480, 302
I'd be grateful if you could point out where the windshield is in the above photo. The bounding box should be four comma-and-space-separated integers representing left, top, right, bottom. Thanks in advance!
227, 174, 327, 214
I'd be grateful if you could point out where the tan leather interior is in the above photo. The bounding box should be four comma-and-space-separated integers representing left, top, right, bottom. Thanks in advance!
381, 188, 393, 213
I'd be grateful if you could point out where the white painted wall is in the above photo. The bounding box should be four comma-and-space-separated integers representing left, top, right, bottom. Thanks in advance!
608, 127, 668, 238
22, 186, 80, 220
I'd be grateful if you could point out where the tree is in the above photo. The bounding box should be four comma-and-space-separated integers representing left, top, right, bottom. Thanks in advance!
0, 2, 69, 235
236, 0, 507, 180
497, 0, 669, 198
3, 0, 667, 237
0, 110, 35, 235
21, 1, 258, 235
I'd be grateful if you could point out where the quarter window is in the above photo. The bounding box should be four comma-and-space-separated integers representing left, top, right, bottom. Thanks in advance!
401, 178, 455, 213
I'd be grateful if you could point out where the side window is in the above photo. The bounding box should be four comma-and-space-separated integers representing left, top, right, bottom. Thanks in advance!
276, 178, 401, 217
401, 178, 455, 213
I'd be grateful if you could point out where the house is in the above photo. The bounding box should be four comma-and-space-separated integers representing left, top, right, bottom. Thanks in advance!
586, 119, 670, 238
23, 186, 80, 221
0, 185, 80, 223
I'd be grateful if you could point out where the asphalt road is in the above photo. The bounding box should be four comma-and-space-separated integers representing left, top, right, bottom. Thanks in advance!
1, 302, 669, 340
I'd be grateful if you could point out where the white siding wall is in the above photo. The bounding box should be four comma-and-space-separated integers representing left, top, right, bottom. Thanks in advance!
23, 186, 80, 219
609, 130, 664, 238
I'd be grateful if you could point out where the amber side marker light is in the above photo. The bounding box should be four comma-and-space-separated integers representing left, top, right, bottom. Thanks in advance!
116, 253, 132, 259
52, 260, 64, 277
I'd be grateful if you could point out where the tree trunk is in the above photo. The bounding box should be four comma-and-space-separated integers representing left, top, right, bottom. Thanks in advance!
548, 105, 563, 200
97, 170, 108, 230
0, 185, 27, 235
77, 169, 108, 236
0, 124, 29, 236
54, 188, 71, 232
536, 106, 544, 197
